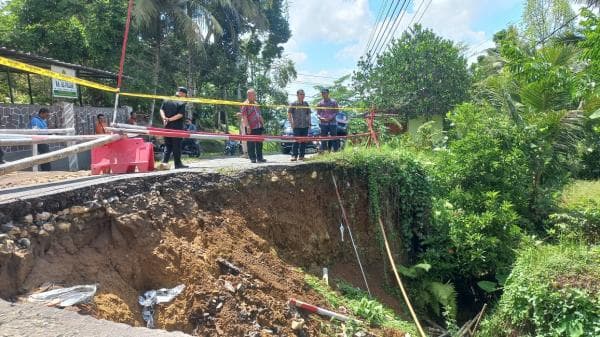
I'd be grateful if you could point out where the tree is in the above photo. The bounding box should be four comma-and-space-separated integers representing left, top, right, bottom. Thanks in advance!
353, 24, 470, 120
472, 34, 588, 224
522, 0, 575, 45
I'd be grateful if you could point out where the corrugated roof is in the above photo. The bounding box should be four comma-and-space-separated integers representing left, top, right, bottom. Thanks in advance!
0, 46, 120, 80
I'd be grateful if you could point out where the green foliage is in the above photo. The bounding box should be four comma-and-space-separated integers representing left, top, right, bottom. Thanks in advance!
547, 198, 600, 244
0, 0, 295, 119
304, 274, 417, 334
324, 148, 432, 256
480, 243, 600, 337
397, 262, 458, 321
580, 9, 600, 81
353, 24, 470, 119
439, 103, 532, 217
522, 0, 576, 45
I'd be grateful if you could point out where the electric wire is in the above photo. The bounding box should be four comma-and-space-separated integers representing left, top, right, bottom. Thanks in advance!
374, 0, 412, 57
363, 0, 392, 56
366, 0, 402, 59
415, 0, 432, 24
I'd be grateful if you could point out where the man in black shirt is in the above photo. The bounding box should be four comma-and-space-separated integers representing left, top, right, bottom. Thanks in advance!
160, 87, 188, 169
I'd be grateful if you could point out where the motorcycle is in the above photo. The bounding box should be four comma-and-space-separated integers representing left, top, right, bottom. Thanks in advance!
152, 137, 201, 158
224, 140, 242, 156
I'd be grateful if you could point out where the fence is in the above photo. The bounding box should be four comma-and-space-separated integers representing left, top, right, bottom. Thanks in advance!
0, 103, 127, 170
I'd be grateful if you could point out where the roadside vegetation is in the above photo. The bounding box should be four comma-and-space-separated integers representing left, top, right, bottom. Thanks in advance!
2, 0, 600, 335
317, 0, 600, 335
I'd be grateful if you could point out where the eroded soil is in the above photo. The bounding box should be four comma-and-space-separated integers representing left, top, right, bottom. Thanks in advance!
0, 165, 406, 336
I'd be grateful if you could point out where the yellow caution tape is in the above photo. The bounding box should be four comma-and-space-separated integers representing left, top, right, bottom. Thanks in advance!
0, 56, 118, 93
0, 56, 368, 112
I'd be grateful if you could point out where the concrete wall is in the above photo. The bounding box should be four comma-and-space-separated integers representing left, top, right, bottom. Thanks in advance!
0, 104, 128, 170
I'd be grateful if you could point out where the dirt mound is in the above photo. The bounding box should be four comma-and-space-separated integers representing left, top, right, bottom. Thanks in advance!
0, 165, 405, 336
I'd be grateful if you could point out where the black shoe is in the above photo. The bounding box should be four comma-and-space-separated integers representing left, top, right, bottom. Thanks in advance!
175, 164, 189, 169
258, 159, 267, 163
250, 159, 257, 163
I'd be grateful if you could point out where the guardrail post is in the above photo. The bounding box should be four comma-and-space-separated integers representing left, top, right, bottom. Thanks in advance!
61, 102, 79, 171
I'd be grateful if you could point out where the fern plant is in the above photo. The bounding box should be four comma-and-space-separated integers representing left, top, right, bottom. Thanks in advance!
397, 262, 458, 323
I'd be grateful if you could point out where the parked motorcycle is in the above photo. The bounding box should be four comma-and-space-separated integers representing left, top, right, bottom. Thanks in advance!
224, 140, 242, 156
152, 137, 201, 158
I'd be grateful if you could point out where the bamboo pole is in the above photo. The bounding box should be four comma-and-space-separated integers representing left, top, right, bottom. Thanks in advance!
0, 128, 75, 135
0, 135, 106, 146
0, 134, 123, 175
378, 216, 428, 337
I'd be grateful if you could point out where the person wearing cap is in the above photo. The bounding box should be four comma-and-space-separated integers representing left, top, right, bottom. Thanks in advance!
240, 88, 266, 163
159, 87, 189, 169
287, 89, 311, 161
317, 88, 340, 152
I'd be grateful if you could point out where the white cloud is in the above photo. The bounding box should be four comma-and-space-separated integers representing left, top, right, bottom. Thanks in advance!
334, 0, 522, 62
287, 0, 372, 43
282, 0, 525, 99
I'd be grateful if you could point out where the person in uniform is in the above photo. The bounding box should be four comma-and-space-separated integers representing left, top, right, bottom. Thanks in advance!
159, 87, 188, 169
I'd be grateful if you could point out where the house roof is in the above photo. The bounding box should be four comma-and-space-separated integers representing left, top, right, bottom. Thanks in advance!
0, 47, 120, 80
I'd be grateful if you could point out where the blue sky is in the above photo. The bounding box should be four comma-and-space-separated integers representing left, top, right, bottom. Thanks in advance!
283, 0, 527, 99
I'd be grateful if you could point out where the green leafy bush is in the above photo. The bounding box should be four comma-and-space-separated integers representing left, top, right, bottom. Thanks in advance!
304, 274, 418, 334
480, 243, 600, 337
327, 148, 432, 256
546, 200, 600, 244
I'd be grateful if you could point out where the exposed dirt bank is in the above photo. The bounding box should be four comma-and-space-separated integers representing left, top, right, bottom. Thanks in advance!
0, 163, 407, 336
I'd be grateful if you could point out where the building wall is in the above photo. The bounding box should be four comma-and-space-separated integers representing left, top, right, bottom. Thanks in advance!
0, 103, 128, 170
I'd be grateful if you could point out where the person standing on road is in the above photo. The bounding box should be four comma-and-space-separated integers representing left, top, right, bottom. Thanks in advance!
29, 107, 51, 171
288, 89, 311, 161
317, 88, 340, 152
159, 87, 188, 169
240, 88, 266, 163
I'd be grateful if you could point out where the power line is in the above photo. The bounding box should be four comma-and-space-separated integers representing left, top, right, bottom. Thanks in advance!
535, 6, 587, 46
363, 0, 391, 56
406, 0, 426, 28
415, 0, 432, 25
368, 0, 405, 58
374, 0, 412, 57
366, 0, 400, 59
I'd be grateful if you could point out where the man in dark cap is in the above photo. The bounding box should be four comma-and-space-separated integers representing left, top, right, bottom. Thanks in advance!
159, 87, 188, 169
317, 88, 340, 152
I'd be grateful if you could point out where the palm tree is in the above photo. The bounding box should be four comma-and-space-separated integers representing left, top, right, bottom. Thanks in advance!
475, 43, 587, 223
133, 0, 266, 120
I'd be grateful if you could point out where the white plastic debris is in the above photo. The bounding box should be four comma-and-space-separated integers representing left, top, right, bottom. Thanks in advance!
28, 284, 97, 307
138, 284, 185, 328
339, 223, 345, 242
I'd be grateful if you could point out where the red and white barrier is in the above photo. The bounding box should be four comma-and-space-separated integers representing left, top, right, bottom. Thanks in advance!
288, 298, 360, 323
0, 128, 75, 135
0, 134, 123, 175
110, 123, 370, 143
0, 134, 106, 146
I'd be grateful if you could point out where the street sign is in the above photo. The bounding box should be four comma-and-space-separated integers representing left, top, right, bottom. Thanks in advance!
51, 65, 77, 99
